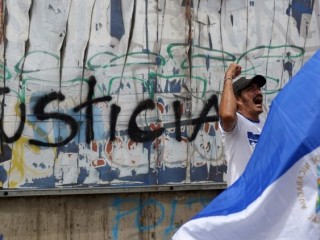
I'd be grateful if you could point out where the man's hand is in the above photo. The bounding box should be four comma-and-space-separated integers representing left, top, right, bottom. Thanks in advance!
225, 63, 241, 80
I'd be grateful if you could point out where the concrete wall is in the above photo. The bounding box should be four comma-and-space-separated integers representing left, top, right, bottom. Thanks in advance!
0, 189, 222, 240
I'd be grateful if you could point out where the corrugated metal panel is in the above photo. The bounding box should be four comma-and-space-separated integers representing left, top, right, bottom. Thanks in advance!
0, 0, 318, 191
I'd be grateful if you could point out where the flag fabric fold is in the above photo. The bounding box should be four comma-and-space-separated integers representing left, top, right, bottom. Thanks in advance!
172, 50, 320, 240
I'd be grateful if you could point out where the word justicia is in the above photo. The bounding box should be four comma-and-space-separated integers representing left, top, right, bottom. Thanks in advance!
0, 76, 219, 147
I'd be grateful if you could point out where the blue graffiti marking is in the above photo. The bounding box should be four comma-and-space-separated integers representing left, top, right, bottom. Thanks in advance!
110, 0, 125, 40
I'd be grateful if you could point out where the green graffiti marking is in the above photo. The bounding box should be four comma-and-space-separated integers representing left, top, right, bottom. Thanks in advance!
237, 45, 305, 63
0, 64, 12, 80
87, 51, 117, 70
0, 44, 306, 102
104, 51, 166, 68
14, 51, 60, 74
181, 45, 236, 69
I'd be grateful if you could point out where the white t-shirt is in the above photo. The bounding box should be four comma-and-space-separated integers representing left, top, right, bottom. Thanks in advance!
219, 112, 264, 186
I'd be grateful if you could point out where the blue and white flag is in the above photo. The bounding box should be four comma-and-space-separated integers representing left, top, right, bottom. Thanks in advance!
172, 50, 320, 240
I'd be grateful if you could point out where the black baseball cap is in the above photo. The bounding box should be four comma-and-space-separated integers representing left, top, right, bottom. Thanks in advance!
233, 75, 266, 96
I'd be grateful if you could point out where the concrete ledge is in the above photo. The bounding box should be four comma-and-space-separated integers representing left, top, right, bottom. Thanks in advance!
0, 183, 227, 197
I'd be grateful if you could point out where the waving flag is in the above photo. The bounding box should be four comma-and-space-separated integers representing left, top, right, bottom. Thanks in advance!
172, 50, 320, 240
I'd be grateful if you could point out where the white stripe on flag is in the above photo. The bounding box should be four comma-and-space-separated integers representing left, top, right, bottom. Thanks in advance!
173, 147, 320, 240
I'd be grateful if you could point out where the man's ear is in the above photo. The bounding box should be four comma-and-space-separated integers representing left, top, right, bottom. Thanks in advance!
235, 95, 242, 108
235, 93, 241, 101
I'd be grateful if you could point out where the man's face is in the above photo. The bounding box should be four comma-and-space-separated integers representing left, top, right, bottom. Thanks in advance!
237, 83, 263, 118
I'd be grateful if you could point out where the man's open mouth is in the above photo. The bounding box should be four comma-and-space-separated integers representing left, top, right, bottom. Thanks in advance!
253, 95, 263, 105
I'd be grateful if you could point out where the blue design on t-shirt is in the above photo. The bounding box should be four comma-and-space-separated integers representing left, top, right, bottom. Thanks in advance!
247, 132, 261, 149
